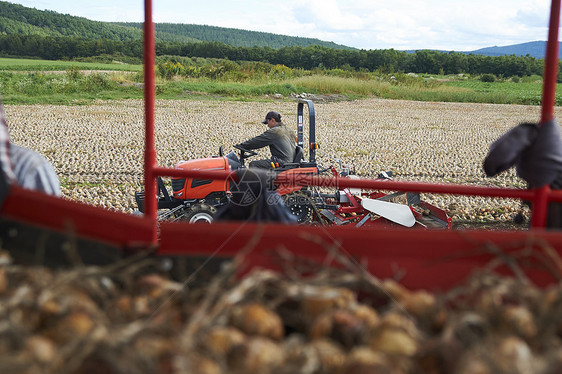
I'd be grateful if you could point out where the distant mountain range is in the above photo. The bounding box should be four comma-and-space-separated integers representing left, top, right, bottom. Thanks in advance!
468, 41, 556, 59
407, 41, 556, 59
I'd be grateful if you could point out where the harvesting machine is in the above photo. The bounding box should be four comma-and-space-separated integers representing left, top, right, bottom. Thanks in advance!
2, 0, 562, 291
134, 99, 452, 229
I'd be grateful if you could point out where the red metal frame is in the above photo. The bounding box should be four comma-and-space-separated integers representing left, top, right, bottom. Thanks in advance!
1, 186, 154, 247
143, 0, 562, 289
1, 0, 562, 291
158, 221, 562, 290
541, 0, 560, 124
531, 0, 561, 228
144, 0, 562, 230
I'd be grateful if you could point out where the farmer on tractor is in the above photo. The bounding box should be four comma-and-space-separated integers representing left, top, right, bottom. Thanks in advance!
235, 111, 297, 169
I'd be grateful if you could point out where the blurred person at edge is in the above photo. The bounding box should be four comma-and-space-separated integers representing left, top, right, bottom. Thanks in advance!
0, 97, 60, 206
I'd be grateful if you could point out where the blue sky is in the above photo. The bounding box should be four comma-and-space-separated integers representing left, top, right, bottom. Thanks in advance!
8, 0, 554, 51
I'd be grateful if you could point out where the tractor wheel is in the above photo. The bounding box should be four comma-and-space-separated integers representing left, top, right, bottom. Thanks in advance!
282, 192, 314, 223
182, 204, 217, 223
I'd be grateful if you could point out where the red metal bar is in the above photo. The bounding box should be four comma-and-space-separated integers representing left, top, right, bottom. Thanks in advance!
143, 0, 157, 243
534, 185, 552, 227
541, 0, 561, 123
1, 186, 154, 247
152, 166, 539, 200
159, 220, 562, 290
531, 0, 561, 228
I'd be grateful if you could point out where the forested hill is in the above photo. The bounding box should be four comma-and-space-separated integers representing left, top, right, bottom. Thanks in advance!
0, 1, 142, 40
0, 1, 352, 50
115, 22, 354, 50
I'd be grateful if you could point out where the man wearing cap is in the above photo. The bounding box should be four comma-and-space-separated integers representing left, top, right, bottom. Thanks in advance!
235, 111, 296, 169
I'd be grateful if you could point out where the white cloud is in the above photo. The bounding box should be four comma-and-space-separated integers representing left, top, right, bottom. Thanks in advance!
5, 0, 557, 51
293, 0, 365, 31
341, 0, 552, 50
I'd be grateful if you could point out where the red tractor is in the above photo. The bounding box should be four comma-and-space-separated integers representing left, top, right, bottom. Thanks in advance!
135, 100, 452, 229
135, 143, 317, 223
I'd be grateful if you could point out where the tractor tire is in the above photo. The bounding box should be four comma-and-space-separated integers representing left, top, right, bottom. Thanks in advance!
182, 203, 217, 223
282, 192, 314, 223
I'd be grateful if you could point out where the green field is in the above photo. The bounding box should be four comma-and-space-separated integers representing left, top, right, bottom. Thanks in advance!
444, 80, 548, 106
0, 57, 559, 106
0, 57, 143, 72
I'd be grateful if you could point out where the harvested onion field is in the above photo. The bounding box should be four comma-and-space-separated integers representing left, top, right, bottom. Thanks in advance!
5, 98, 558, 224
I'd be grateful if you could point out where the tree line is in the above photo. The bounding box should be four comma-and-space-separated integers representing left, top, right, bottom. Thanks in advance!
116, 22, 353, 49
0, 33, 547, 77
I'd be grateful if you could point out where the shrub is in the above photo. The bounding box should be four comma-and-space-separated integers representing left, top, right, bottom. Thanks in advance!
66, 65, 82, 81
480, 74, 496, 83
522, 74, 543, 83
84, 73, 113, 91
